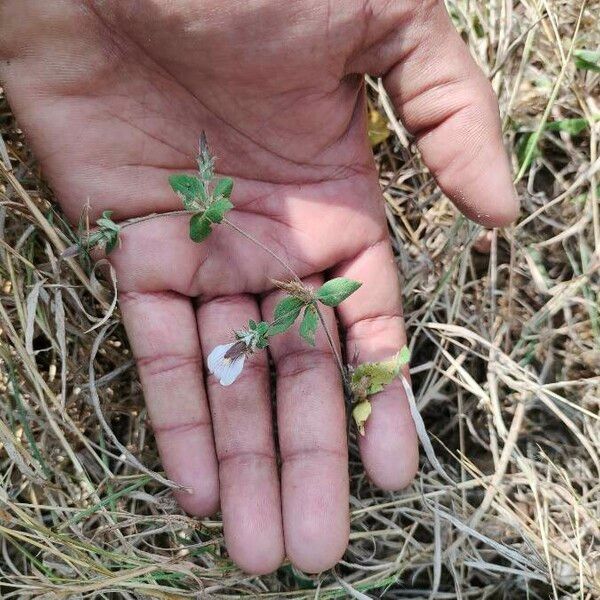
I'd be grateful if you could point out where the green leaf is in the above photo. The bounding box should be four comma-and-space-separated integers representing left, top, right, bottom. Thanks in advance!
204, 198, 233, 223
104, 231, 119, 254
93, 211, 121, 254
546, 118, 589, 136
255, 321, 270, 337
189, 213, 212, 242
299, 304, 318, 346
169, 174, 206, 210
269, 296, 304, 335
352, 401, 372, 436
398, 345, 411, 366
316, 277, 362, 307
574, 49, 600, 72
252, 321, 271, 349
214, 177, 234, 199
516, 132, 540, 172
96, 210, 120, 232
85, 231, 105, 250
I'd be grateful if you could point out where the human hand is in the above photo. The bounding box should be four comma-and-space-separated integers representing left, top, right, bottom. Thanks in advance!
0, 0, 517, 574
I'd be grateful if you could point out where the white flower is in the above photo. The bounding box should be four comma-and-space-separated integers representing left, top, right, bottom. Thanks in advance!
207, 341, 247, 386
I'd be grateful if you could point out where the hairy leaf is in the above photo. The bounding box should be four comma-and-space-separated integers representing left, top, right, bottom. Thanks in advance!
189, 213, 212, 242
96, 210, 120, 232
299, 304, 318, 346
204, 198, 233, 223
351, 348, 411, 397
316, 277, 362, 307
398, 345, 410, 366
169, 174, 206, 210
269, 296, 304, 335
92, 211, 121, 254
104, 231, 119, 254
214, 177, 234, 199
350, 348, 410, 434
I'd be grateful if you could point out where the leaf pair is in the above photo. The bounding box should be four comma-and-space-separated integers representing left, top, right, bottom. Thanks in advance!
94, 210, 121, 254
189, 196, 233, 242
169, 171, 234, 243
269, 296, 318, 346
269, 277, 361, 346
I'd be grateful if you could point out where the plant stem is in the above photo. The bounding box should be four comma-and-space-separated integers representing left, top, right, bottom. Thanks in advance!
224, 218, 350, 390
71, 204, 351, 391
314, 302, 350, 395
223, 217, 302, 283
119, 210, 190, 228
61, 210, 190, 259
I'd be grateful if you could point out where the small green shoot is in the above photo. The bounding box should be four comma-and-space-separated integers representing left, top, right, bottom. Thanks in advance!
168, 133, 234, 243
76, 210, 121, 256
574, 49, 600, 72
268, 277, 361, 347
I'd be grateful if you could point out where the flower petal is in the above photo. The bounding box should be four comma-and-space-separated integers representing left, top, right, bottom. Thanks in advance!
219, 355, 245, 386
207, 342, 234, 373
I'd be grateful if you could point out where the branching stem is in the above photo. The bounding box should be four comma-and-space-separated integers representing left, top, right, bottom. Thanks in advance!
224, 218, 348, 388
68, 200, 350, 390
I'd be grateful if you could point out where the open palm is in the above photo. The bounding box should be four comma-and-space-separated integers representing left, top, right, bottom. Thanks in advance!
0, 0, 517, 574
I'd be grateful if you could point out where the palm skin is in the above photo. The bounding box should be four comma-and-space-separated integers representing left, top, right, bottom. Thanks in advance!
0, 0, 517, 574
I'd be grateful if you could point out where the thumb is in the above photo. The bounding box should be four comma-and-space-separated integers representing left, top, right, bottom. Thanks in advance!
382, 1, 518, 227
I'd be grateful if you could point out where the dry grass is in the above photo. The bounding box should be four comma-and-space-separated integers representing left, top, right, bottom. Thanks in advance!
1, 0, 599, 598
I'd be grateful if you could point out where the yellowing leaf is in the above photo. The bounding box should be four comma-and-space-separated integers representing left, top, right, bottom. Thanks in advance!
352, 401, 372, 436
349, 348, 410, 435
351, 348, 410, 396
398, 346, 410, 366
368, 108, 391, 147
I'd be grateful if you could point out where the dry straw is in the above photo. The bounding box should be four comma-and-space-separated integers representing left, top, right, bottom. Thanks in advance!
1, 0, 599, 597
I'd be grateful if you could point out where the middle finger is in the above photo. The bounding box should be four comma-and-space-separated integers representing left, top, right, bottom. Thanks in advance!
197, 294, 284, 574
261, 276, 349, 574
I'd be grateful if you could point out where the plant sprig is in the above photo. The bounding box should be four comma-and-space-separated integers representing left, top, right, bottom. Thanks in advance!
269, 277, 362, 346
62, 210, 122, 259
72, 133, 402, 439
169, 141, 234, 243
